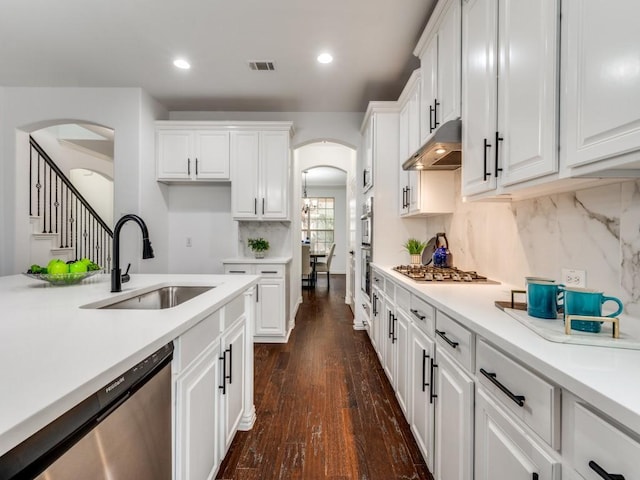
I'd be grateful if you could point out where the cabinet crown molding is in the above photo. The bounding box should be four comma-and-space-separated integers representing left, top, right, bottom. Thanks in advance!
397, 69, 421, 107
413, 0, 455, 57
155, 120, 294, 136
360, 101, 400, 132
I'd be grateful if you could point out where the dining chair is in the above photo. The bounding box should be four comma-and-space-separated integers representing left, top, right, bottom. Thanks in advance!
314, 243, 335, 289
301, 244, 314, 288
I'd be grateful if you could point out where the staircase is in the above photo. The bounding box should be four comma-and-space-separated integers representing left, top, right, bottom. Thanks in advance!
28, 137, 113, 270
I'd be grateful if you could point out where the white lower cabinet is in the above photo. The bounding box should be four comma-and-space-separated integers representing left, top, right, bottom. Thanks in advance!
476, 387, 561, 480
175, 341, 222, 480
409, 323, 436, 472
394, 308, 410, 416
563, 394, 640, 480
434, 348, 474, 480
173, 292, 253, 480
224, 262, 290, 342
382, 301, 396, 386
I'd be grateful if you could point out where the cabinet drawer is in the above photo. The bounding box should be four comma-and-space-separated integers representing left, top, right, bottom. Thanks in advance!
435, 311, 474, 373
384, 277, 395, 299
409, 295, 435, 336
255, 264, 284, 277
224, 264, 254, 275
372, 270, 385, 291
176, 310, 222, 373
572, 402, 640, 480
476, 340, 560, 449
395, 285, 410, 313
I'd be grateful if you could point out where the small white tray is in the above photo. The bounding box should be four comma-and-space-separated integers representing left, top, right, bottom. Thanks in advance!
502, 308, 640, 351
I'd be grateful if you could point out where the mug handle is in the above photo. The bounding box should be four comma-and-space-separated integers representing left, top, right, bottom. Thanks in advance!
603, 296, 623, 317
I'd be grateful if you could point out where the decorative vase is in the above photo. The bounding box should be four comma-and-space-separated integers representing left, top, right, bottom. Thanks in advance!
410, 254, 422, 265
254, 251, 265, 259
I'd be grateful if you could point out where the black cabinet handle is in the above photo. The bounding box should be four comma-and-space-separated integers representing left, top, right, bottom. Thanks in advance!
406, 186, 410, 208
436, 329, 459, 349
195, 158, 199, 175
228, 270, 247, 274
372, 294, 378, 316
429, 357, 437, 404
589, 460, 625, 480
483, 138, 492, 181
495, 131, 504, 177
410, 308, 426, 321
422, 350, 430, 392
429, 105, 435, 133
187, 158, 191, 175
219, 351, 227, 394
254, 198, 257, 215
433, 99, 440, 129
262, 198, 265, 215
388, 311, 393, 339
392, 314, 397, 343
256, 285, 259, 303
227, 344, 233, 384
260, 270, 278, 274
480, 368, 525, 407
532, 474, 539, 480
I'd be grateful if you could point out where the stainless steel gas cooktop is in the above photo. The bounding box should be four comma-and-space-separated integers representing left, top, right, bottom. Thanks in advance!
393, 265, 499, 284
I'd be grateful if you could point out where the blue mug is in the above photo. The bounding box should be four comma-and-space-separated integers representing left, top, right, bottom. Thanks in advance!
564, 287, 623, 333
527, 280, 564, 319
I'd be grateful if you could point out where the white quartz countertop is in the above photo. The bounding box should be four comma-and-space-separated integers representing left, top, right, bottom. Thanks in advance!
373, 263, 640, 436
222, 257, 292, 264
0, 273, 259, 456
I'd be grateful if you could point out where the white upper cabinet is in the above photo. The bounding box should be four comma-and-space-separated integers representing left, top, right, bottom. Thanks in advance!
461, 0, 559, 197
230, 126, 291, 221
156, 126, 230, 182
417, 0, 461, 146
561, 0, 640, 171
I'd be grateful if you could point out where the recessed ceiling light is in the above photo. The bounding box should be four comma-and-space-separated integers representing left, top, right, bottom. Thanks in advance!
317, 53, 333, 64
173, 59, 191, 70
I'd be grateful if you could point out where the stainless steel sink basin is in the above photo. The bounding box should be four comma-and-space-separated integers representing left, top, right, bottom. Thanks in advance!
98, 285, 214, 310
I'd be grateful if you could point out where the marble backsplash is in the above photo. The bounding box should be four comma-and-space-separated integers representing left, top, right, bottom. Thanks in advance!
237, 221, 292, 258
425, 173, 640, 316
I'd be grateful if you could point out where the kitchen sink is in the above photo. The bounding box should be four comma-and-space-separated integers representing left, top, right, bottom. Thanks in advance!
96, 285, 214, 310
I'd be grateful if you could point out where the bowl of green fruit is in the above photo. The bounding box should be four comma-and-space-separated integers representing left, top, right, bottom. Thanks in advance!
24, 258, 102, 285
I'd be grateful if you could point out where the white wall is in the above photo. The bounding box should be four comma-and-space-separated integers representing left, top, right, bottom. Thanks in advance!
169, 111, 363, 149
306, 185, 347, 274
167, 185, 236, 273
425, 171, 640, 316
0, 87, 167, 276
0, 87, 6, 275
69, 169, 114, 227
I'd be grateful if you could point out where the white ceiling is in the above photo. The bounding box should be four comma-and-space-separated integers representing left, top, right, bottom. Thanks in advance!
0, 0, 435, 112
303, 167, 347, 187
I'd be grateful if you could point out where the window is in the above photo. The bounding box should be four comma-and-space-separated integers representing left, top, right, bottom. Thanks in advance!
301, 197, 334, 254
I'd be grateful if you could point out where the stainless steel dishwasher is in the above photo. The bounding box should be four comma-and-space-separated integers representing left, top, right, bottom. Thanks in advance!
0, 342, 173, 480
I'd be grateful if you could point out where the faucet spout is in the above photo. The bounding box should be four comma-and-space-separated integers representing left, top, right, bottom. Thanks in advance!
111, 214, 154, 292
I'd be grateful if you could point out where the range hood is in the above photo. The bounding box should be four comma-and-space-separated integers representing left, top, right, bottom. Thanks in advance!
402, 119, 462, 171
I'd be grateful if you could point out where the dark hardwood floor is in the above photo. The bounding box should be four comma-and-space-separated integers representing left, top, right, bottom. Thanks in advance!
217, 274, 433, 480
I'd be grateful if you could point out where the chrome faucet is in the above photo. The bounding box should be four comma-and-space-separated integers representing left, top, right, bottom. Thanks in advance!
111, 214, 154, 292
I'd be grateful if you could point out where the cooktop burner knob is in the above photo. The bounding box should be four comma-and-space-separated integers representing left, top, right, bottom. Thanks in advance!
434, 273, 444, 281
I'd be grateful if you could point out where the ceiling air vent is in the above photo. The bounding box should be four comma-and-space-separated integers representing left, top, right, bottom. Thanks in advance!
248, 61, 275, 71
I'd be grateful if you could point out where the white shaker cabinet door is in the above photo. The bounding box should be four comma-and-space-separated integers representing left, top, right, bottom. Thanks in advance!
220, 318, 246, 451
434, 349, 474, 480
562, 0, 640, 168
174, 343, 222, 480
256, 278, 285, 337
231, 131, 260, 219
436, 0, 461, 129
420, 35, 439, 145
260, 131, 289, 220
157, 129, 192, 180
475, 388, 560, 480
195, 130, 230, 180
461, 0, 498, 196
497, 0, 559, 186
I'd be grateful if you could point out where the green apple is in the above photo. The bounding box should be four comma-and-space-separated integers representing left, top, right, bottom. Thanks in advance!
69, 261, 88, 273
48, 260, 69, 275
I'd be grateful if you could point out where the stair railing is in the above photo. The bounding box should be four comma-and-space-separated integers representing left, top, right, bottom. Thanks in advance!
29, 136, 113, 271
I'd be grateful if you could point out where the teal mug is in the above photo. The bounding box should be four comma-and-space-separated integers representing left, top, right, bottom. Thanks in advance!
563, 287, 623, 333
527, 280, 564, 319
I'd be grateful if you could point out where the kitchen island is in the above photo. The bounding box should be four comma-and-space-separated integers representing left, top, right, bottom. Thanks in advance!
0, 272, 259, 468
371, 263, 640, 479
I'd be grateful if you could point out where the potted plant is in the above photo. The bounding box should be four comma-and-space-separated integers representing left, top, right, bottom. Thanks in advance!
248, 237, 270, 259
403, 238, 427, 265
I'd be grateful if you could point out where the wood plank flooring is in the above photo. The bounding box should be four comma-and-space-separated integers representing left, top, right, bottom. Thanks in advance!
217, 275, 433, 480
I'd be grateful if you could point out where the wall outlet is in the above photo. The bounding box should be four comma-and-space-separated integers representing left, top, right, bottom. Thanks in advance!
186, 237, 192, 248
562, 268, 586, 287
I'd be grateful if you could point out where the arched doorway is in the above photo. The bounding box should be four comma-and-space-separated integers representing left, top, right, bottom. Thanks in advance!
293, 141, 357, 312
